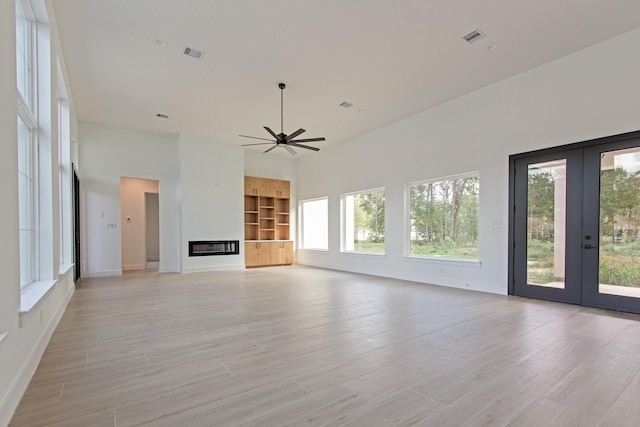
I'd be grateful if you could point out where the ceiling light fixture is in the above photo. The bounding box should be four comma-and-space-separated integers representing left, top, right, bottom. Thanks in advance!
486, 42, 499, 51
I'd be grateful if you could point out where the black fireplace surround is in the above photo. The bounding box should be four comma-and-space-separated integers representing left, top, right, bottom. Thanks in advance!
188, 240, 240, 257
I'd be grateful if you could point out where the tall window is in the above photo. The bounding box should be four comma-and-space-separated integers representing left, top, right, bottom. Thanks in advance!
341, 188, 385, 254
408, 173, 479, 259
299, 197, 328, 250
16, 0, 38, 288
58, 68, 72, 269
16, 0, 33, 110
18, 116, 36, 287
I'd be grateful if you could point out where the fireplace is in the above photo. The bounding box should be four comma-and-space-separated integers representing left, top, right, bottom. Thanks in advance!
188, 240, 240, 257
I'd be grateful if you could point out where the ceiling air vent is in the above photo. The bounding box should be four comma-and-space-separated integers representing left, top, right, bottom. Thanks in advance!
156, 113, 169, 119
340, 101, 353, 108
184, 47, 204, 60
462, 29, 485, 44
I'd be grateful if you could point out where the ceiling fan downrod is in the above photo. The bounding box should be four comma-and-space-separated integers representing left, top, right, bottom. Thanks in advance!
279, 82, 285, 135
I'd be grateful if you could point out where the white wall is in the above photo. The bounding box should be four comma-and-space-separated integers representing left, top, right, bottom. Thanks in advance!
179, 134, 245, 272
79, 123, 181, 275
296, 28, 640, 294
120, 177, 159, 271
0, 1, 77, 424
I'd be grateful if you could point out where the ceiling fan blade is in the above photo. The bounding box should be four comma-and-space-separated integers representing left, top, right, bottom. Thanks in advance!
290, 137, 325, 143
263, 126, 279, 139
286, 128, 305, 141
239, 134, 276, 142
284, 145, 298, 155
289, 143, 320, 152
242, 142, 276, 147
264, 145, 278, 153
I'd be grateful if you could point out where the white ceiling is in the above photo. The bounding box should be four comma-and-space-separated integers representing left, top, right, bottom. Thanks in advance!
52, 0, 640, 156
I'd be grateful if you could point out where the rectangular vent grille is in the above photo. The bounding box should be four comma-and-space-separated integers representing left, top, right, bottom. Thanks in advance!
184, 47, 204, 59
156, 113, 169, 119
340, 101, 353, 108
463, 29, 485, 44
189, 240, 240, 257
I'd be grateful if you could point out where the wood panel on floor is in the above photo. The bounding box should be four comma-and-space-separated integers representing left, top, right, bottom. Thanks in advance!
8, 266, 640, 426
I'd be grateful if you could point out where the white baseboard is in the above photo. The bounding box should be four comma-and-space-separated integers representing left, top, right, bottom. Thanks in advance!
0, 273, 74, 426
83, 269, 122, 277
182, 265, 245, 274
122, 264, 145, 271
145, 261, 160, 269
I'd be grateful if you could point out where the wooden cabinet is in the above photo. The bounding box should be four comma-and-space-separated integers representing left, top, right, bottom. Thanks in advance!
244, 176, 268, 196
244, 176, 293, 267
244, 241, 292, 267
268, 179, 290, 198
246, 176, 290, 198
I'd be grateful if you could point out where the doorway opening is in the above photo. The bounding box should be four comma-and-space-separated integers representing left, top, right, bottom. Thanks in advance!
120, 177, 160, 272
509, 131, 640, 314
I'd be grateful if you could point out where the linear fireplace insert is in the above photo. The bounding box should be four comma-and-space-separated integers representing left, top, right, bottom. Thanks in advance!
188, 240, 240, 256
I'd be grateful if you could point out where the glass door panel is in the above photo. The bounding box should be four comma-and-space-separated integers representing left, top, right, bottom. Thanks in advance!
526, 160, 567, 289
512, 150, 582, 305
513, 132, 640, 314
598, 147, 640, 299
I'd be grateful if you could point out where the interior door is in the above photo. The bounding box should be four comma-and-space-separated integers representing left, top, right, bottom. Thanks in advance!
144, 192, 160, 266
510, 132, 640, 314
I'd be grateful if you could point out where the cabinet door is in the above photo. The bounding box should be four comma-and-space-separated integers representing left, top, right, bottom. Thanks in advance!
256, 242, 271, 265
244, 176, 256, 195
277, 180, 290, 198
268, 179, 290, 198
282, 241, 293, 265
268, 242, 282, 265
245, 242, 259, 267
244, 176, 268, 195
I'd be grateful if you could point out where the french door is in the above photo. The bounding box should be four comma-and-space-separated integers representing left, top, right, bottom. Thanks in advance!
510, 132, 640, 314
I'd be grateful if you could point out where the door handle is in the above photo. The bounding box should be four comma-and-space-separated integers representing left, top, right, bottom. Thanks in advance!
584, 244, 598, 249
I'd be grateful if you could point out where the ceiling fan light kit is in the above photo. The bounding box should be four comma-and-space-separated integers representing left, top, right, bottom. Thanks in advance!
240, 83, 325, 155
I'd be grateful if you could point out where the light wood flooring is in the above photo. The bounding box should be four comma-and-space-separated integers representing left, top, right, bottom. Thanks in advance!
9, 266, 640, 426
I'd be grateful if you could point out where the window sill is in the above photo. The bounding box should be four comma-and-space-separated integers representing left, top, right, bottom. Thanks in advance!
20, 280, 57, 314
340, 251, 386, 257
59, 263, 74, 276
402, 255, 482, 268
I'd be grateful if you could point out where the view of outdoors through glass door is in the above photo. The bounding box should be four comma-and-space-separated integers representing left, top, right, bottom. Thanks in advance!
598, 147, 640, 298
526, 160, 567, 289
512, 133, 640, 313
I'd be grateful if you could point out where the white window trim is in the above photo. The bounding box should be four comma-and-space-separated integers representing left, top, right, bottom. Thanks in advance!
298, 196, 329, 251
405, 171, 480, 261
16, 0, 40, 291
340, 186, 386, 254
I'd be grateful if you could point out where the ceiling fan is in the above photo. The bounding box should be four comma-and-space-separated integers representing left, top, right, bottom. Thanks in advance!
240, 83, 325, 155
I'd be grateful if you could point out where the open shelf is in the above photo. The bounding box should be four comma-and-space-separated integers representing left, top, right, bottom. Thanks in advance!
244, 176, 293, 267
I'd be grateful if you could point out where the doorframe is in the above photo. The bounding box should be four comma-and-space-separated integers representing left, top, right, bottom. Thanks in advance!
508, 130, 640, 301
72, 164, 81, 282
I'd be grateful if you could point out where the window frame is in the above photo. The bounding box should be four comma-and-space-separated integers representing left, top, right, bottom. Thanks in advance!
16, 0, 39, 290
57, 68, 73, 270
340, 187, 386, 255
16, 0, 36, 111
405, 172, 480, 262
